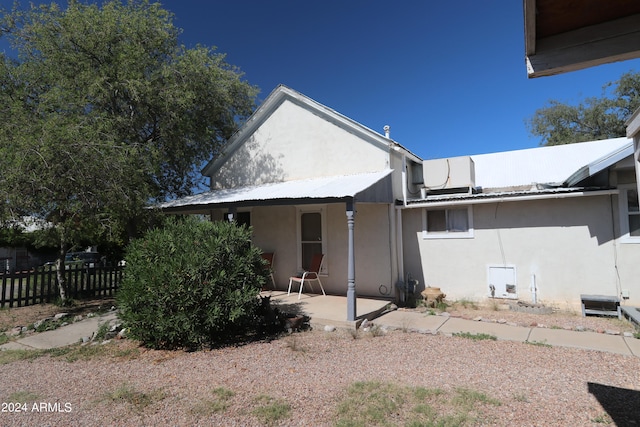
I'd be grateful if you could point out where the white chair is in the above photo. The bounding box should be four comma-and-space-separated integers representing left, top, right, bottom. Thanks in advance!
287, 253, 325, 299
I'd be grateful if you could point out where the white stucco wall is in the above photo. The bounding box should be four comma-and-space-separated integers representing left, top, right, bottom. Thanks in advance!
210, 100, 391, 188
401, 194, 640, 310
212, 202, 395, 298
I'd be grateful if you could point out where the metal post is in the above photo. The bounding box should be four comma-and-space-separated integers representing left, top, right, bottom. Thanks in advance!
346, 199, 356, 321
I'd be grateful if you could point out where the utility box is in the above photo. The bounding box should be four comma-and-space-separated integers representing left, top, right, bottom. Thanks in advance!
423, 156, 475, 193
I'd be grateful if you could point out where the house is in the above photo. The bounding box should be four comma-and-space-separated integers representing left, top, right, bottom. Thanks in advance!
161, 85, 640, 317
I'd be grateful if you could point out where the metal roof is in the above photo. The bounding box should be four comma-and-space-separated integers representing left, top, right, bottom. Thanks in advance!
471, 137, 632, 190
159, 170, 394, 213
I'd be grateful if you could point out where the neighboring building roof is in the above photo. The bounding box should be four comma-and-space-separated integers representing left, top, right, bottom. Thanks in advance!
471, 137, 632, 190
524, 0, 640, 77
159, 170, 393, 213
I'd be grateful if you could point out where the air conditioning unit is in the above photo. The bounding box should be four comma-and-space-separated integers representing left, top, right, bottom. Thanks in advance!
423, 156, 475, 194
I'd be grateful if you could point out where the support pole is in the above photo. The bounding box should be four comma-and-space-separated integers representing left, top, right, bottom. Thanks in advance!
346, 199, 356, 321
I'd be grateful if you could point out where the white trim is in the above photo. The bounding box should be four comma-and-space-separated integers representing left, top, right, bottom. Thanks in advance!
422, 206, 474, 239
618, 184, 640, 244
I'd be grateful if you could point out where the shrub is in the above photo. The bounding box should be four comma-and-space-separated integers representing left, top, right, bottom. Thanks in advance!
117, 217, 269, 350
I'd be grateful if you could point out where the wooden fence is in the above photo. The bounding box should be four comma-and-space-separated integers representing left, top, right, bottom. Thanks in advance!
0, 264, 123, 308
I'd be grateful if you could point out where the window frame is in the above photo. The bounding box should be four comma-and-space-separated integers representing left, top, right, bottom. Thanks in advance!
422, 206, 474, 239
618, 184, 640, 244
296, 205, 328, 274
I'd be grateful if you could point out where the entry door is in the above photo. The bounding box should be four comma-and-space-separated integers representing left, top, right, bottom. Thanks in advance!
488, 266, 517, 299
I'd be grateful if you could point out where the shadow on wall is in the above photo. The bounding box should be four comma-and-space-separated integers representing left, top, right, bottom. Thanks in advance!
213, 135, 286, 188
588, 382, 640, 425
475, 196, 618, 246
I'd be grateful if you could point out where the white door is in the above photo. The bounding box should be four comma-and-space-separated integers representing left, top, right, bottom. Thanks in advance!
488, 266, 517, 299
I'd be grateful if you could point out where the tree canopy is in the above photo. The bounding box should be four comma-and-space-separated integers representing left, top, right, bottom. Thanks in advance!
0, 0, 258, 299
526, 71, 640, 146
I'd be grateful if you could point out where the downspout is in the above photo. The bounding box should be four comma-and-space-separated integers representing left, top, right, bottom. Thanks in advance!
396, 206, 405, 302
401, 155, 408, 207
387, 204, 398, 296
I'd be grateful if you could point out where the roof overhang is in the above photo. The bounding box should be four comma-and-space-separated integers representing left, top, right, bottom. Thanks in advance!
404, 187, 618, 209
159, 170, 394, 214
524, 0, 640, 78
564, 140, 634, 186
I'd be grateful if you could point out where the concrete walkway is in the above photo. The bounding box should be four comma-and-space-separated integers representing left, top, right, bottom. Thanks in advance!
375, 310, 640, 358
0, 311, 118, 351
1, 301, 638, 359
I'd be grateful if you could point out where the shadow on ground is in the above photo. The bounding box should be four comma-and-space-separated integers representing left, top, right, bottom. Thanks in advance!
588, 382, 640, 425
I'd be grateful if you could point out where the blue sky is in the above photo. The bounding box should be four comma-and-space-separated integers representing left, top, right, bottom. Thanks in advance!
3, 0, 640, 160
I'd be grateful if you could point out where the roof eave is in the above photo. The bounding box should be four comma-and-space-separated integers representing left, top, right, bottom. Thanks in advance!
564, 141, 634, 186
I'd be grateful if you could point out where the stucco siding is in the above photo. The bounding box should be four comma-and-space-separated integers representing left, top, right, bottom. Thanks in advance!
210, 100, 390, 188
402, 195, 640, 309
217, 203, 394, 298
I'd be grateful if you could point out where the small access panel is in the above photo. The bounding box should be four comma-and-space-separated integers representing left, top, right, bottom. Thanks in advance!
488, 266, 517, 299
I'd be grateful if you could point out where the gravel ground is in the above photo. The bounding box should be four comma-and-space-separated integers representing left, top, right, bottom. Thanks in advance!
1, 300, 639, 426
1, 325, 639, 426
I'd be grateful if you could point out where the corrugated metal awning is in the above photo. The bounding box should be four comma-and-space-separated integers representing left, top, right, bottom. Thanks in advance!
159, 170, 394, 213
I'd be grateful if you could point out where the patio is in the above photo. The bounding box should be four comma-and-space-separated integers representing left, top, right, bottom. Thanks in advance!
261, 290, 390, 329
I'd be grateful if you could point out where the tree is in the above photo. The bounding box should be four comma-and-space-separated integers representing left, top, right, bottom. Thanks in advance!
526, 71, 640, 146
0, 1, 258, 301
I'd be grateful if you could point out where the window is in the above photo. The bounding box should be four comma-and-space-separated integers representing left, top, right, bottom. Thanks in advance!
297, 206, 327, 273
423, 206, 473, 239
619, 185, 640, 243
221, 211, 250, 227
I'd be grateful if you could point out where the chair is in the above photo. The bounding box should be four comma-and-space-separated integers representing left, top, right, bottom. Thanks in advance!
288, 253, 325, 299
261, 252, 276, 290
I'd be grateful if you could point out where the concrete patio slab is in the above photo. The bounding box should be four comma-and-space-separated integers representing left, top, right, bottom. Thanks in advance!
528, 328, 633, 356
266, 291, 389, 329
437, 317, 532, 342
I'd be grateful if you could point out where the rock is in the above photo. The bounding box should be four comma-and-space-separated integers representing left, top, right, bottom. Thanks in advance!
86, 312, 96, 318
360, 319, 370, 329
81, 336, 91, 343
439, 312, 451, 317
623, 332, 634, 338
117, 328, 128, 339
575, 325, 586, 332
60, 322, 68, 327
473, 316, 482, 321
324, 325, 336, 332
605, 330, 620, 335
507, 322, 518, 327
497, 319, 507, 324
53, 313, 68, 320
9, 326, 22, 337
33, 318, 52, 329
73, 315, 83, 322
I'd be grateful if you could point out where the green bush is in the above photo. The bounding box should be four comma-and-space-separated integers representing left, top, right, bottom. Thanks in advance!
117, 217, 269, 350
